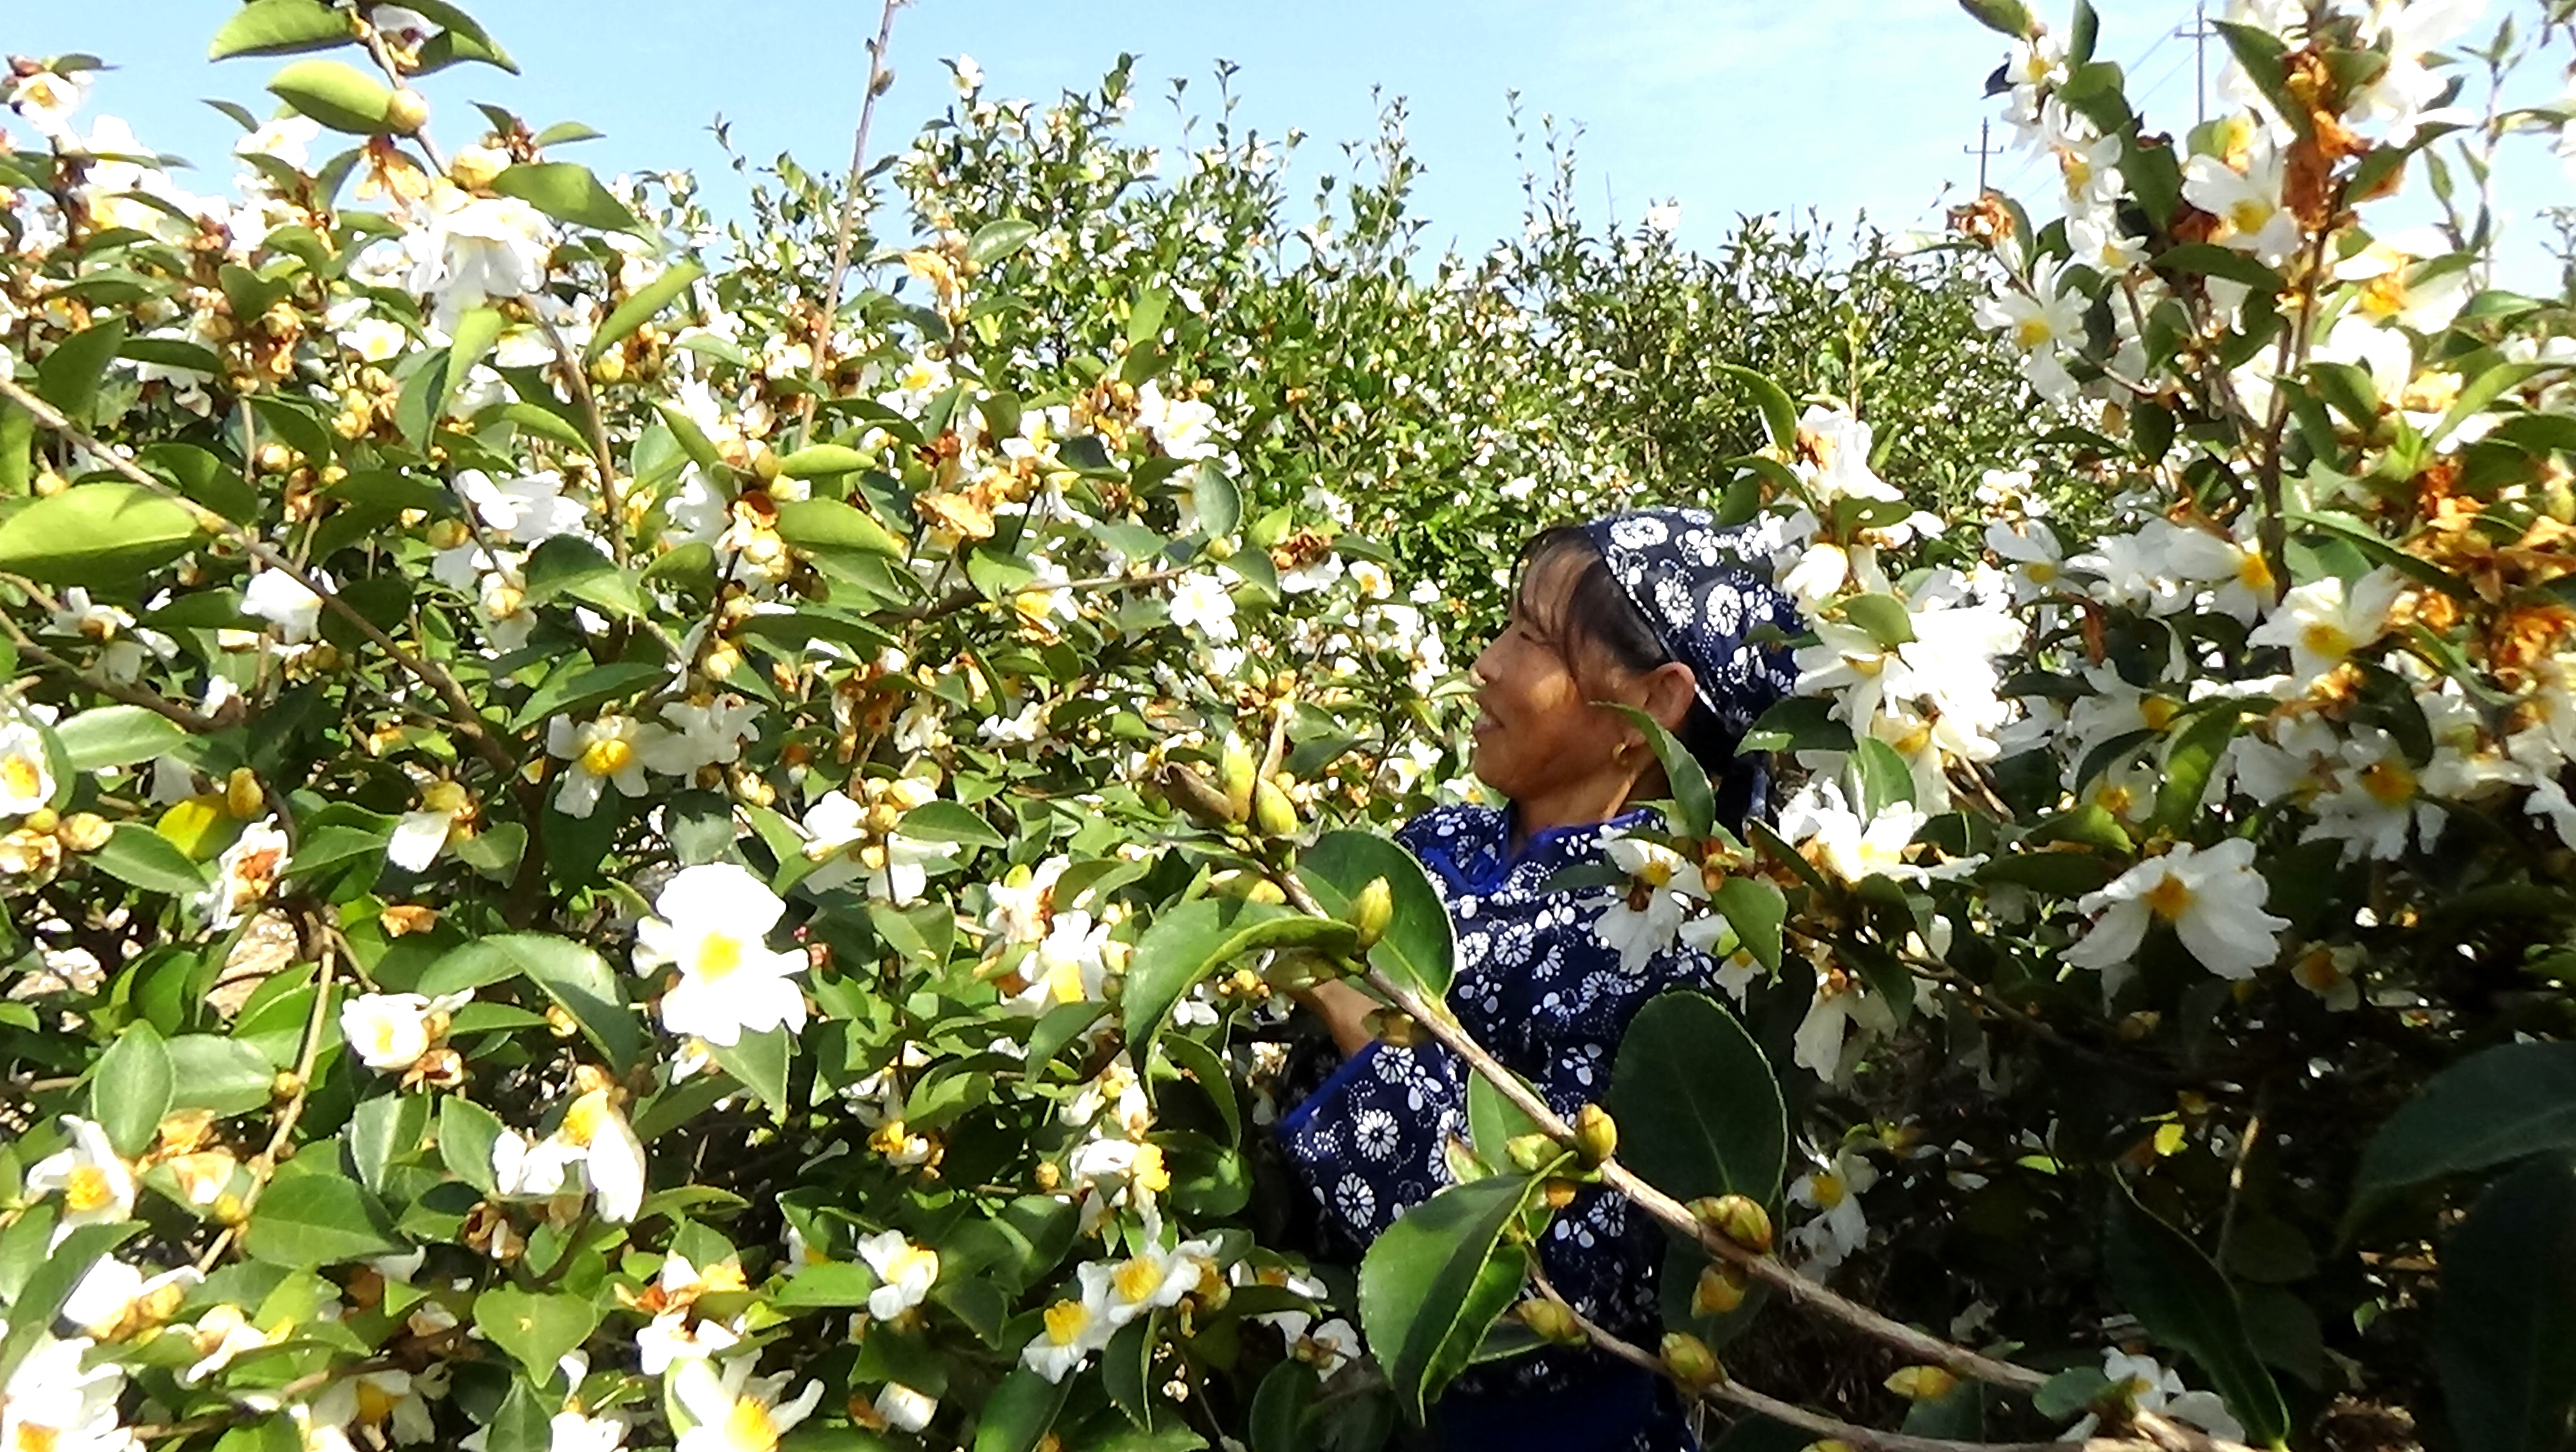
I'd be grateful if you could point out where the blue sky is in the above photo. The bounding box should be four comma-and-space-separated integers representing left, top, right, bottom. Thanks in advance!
12, 1, 2568, 282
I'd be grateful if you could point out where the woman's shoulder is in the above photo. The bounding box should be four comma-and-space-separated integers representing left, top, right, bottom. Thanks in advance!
1395, 802, 1506, 853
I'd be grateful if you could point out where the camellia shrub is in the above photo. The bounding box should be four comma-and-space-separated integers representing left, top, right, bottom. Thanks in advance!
3, 2, 2576, 1452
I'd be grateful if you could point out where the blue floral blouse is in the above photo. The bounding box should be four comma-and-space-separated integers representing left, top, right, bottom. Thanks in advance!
1278, 802, 1712, 1449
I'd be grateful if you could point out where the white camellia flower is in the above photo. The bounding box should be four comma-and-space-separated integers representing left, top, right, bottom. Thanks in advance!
457, 469, 588, 546
556, 1087, 647, 1222
388, 781, 473, 872
855, 1230, 940, 1321
2060, 1349, 2246, 1442
1085, 1239, 1213, 1330
1776, 780, 1943, 886
61, 1256, 200, 1340
1786, 1148, 1879, 1273
1133, 381, 1219, 459
406, 182, 553, 331
544, 713, 666, 819
1004, 908, 1115, 1014
199, 816, 291, 932
2248, 568, 2408, 690
2, 1330, 131, 1452
638, 1309, 742, 1375
634, 863, 808, 1048
1167, 570, 1238, 640
0, 720, 54, 815
1973, 274, 2087, 401
2064, 838, 2290, 990
873, 1383, 937, 1435
339, 990, 471, 1072
27, 1116, 137, 1229
1594, 834, 1708, 971
640, 696, 762, 776
670, 1357, 824, 1452
240, 567, 329, 644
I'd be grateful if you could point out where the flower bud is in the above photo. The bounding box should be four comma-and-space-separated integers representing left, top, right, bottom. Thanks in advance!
22, 807, 59, 836
1692, 1262, 1749, 1317
1349, 876, 1393, 950
1205, 536, 1237, 561
1659, 1331, 1723, 1391
1571, 1103, 1618, 1165
1691, 1193, 1775, 1255
752, 445, 783, 483
1885, 1366, 1959, 1401
271, 1070, 304, 1101
1160, 764, 1236, 830
1505, 1132, 1562, 1174
225, 767, 265, 819
1252, 777, 1299, 838
1367, 1008, 1422, 1049
55, 812, 111, 852
1218, 736, 1258, 822
384, 88, 431, 135
1541, 1177, 1580, 1210
1514, 1299, 1586, 1346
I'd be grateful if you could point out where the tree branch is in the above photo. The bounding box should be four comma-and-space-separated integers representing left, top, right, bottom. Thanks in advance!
797, 0, 905, 449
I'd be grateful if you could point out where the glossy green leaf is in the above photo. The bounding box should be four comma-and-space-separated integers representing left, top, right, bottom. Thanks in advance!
89, 1021, 174, 1159
971, 1368, 1071, 1452
209, 0, 355, 59
243, 1173, 408, 1267
1296, 829, 1452, 1001
91, 822, 212, 898
438, 1094, 505, 1193
1713, 876, 1785, 975
1713, 362, 1798, 451
479, 1379, 555, 1452
898, 799, 1004, 849
265, 59, 395, 134
419, 934, 643, 1070
1843, 592, 1915, 647
1609, 991, 1786, 1205
707, 1027, 791, 1110
2351, 1042, 2576, 1225
1190, 462, 1240, 539
475, 1286, 601, 1388
1851, 737, 1916, 819
491, 162, 639, 233
37, 318, 129, 422
1357, 1173, 1535, 1420
776, 444, 870, 480
0, 1222, 138, 1386
588, 261, 705, 362
167, 1035, 277, 1117
2102, 1184, 2288, 1444
968, 218, 1041, 269
775, 497, 904, 559
53, 706, 185, 773
2436, 1154, 2576, 1452
1121, 897, 1356, 1051
0, 483, 203, 585
2152, 706, 2245, 835
1957, 0, 2035, 36
1607, 706, 1716, 839
349, 1091, 429, 1194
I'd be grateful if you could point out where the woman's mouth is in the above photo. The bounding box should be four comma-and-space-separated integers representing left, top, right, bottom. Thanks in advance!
1471, 707, 1499, 735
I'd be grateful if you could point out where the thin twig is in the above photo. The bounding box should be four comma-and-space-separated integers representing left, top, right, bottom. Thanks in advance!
197, 926, 340, 1272
798, 0, 906, 449
357, 26, 448, 178
0, 612, 217, 733
536, 314, 631, 566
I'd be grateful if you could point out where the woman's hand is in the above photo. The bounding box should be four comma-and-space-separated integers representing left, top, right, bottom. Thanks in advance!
1294, 978, 1382, 1058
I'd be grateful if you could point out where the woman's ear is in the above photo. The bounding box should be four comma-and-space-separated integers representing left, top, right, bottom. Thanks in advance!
1639, 662, 1698, 734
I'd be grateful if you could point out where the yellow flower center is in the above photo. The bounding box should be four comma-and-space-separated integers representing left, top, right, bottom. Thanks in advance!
723, 1396, 781, 1452
355, 1382, 401, 1426
1808, 1170, 1847, 1209
2359, 272, 2408, 320
2138, 697, 2180, 732
2013, 316, 2054, 350
2228, 199, 2273, 235
1635, 856, 1674, 890
2025, 560, 2060, 585
887, 1244, 939, 1286
2236, 551, 2274, 594
1886, 721, 1931, 757
3, 754, 45, 802
1043, 1299, 1089, 1347
1131, 1143, 1170, 1194
580, 736, 634, 778
1114, 1257, 1164, 1304
694, 932, 746, 982
2294, 949, 2345, 992
560, 1090, 612, 1148
64, 1164, 117, 1215
2362, 759, 2417, 807
2094, 784, 2136, 817
2144, 872, 2194, 922
17, 1421, 63, 1452
2299, 622, 2354, 661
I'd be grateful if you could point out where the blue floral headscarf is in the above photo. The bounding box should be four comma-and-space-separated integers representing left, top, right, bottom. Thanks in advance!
1578, 507, 1799, 738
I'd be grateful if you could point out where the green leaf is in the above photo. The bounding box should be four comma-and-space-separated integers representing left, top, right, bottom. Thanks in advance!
2034, 1366, 2115, 1420
896, 799, 1004, 850
480, 1379, 556, 1452
512, 659, 668, 730
89, 1021, 175, 1159
0, 483, 203, 585
167, 1035, 277, 1117
54, 706, 188, 773
475, 1286, 601, 1388
1358, 1173, 1536, 1419
524, 536, 644, 618
1851, 737, 1917, 819
402, 0, 519, 73
1957, 0, 2035, 37
967, 218, 1041, 269
349, 1091, 429, 1194
2436, 1154, 2576, 1452
1296, 830, 1453, 1001
774, 1262, 882, 1308
1842, 592, 1915, 647
2351, 1042, 2576, 1226
210, 0, 356, 59
971, 1368, 1071, 1452
1609, 991, 1786, 1205
1121, 897, 1357, 1051
434, 305, 507, 424
420, 934, 643, 1071
2103, 1183, 2288, 1444
775, 497, 904, 560
1248, 1360, 1319, 1452
1713, 876, 1785, 975
2152, 706, 2245, 835
490, 162, 638, 233
265, 59, 395, 134
1465, 1067, 1551, 1172
2153, 242, 2287, 293
438, 1094, 505, 1193
1190, 463, 1241, 540
91, 822, 212, 898
588, 261, 705, 362
1713, 363, 1798, 451
775, 445, 870, 480
244, 1173, 408, 1267
1103, 1311, 1158, 1428
0, 1222, 138, 1385
1607, 706, 1716, 839
707, 1028, 791, 1110
37, 318, 130, 422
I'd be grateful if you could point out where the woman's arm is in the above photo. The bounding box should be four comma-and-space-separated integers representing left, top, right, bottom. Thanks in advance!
1293, 979, 1379, 1058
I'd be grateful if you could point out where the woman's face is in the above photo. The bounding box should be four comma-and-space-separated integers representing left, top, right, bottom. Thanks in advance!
1468, 552, 1643, 821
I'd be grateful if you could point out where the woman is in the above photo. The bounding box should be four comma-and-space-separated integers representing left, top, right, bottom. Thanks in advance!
1278, 507, 1798, 1451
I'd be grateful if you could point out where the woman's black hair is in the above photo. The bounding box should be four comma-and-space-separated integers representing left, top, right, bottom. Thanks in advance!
1511, 526, 1776, 829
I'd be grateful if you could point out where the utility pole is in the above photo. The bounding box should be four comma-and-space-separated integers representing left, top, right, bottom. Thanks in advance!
2184, 0, 2214, 127
1963, 116, 2000, 193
